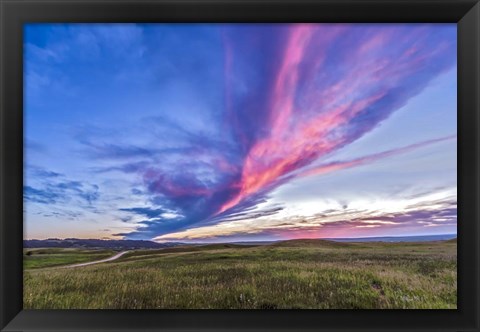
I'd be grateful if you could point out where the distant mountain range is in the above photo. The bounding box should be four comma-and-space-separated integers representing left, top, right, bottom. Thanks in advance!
24, 234, 457, 249
23, 238, 184, 249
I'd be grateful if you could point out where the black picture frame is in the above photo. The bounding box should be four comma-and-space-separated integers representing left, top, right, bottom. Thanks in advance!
1, 0, 479, 331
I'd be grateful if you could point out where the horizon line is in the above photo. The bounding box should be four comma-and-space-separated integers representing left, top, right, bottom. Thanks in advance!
24, 233, 457, 243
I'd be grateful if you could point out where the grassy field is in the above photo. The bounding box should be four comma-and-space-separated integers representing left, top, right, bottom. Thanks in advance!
23, 239, 457, 309
23, 248, 115, 269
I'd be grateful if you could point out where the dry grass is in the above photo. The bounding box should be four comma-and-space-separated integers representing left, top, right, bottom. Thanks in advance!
23, 240, 457, 309
23, 248, 115, 269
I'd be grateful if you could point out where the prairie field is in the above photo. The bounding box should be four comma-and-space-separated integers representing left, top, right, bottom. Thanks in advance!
23, 248, 115, 269
23, 239, 457, 309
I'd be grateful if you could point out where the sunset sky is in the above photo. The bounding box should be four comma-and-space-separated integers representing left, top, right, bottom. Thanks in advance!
24, 23, 457, 242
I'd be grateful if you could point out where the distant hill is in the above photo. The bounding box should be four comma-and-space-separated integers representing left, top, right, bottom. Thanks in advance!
268, 236, 458, 248
329, 234, 457, 243
24, 238, 184, 249
445, 238, 457, 243
24, 234, 458, 249
196, 243, 257, 250
270, 239, 354, 248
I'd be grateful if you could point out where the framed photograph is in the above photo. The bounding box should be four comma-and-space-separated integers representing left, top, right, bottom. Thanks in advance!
1, 0, 479, 331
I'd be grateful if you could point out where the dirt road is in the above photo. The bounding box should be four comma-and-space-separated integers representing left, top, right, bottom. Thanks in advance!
65, 251, 130, 268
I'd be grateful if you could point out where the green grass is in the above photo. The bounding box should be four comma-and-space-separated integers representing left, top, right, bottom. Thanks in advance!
23, 248, 115, 269
23, 240, 456, 309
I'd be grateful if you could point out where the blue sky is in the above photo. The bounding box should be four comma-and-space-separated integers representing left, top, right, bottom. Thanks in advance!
24, 23, 457, 242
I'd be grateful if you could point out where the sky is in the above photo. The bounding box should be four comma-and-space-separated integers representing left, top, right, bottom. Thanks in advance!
24, 23, 457, 242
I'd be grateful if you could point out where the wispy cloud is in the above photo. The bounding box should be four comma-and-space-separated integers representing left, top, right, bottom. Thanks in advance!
24, 173, 101, 215
112, 24, 455, 239
24, 24, 457, 240
26, 165, 63, 178
119, 207, 168, 219
154, 190, 456, 242
294, 135, 456, 178
24, 186, 61, 204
